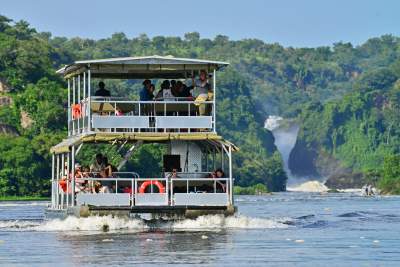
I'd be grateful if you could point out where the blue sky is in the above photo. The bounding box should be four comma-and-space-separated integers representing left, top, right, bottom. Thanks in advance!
1, 0, 399, 47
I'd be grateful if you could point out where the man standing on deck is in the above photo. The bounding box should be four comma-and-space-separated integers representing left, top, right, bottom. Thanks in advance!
140, 79, 153, 101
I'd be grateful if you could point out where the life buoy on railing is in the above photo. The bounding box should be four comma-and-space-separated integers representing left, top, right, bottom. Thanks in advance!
59, 180, 67, 192
58, 180, 72, 193
72, 104, 82, 119
139, 180, 165, 194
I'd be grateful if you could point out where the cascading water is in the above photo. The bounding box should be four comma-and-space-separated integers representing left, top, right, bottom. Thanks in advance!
265, 116, 299, 182
265, 115, 328, 192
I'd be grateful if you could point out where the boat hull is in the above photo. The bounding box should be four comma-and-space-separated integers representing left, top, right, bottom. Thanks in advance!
45, 205, 236, 220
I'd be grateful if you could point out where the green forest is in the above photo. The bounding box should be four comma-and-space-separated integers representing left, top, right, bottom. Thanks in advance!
0, 14, 400, 196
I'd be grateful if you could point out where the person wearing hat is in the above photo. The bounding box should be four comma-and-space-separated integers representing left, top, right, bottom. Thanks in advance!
74, 162, 87, 192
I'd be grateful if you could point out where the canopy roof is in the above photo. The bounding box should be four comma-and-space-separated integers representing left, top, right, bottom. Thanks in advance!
56, 55, 229, 79
50, 132, 238, 154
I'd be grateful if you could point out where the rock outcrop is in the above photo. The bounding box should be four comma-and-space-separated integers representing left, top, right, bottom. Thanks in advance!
0, 78, 11, 93
0, 123, 19, 136
20, 110, 34, 129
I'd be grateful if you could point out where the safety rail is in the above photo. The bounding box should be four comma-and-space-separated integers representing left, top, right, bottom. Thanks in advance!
68, 97, 216, 136
52, 176, 231, 209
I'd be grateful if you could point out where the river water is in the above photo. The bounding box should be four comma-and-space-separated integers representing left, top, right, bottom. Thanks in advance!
1, 192, 400, 266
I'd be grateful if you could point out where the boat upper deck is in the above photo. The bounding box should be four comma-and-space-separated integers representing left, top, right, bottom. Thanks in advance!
56, 55, 229, 137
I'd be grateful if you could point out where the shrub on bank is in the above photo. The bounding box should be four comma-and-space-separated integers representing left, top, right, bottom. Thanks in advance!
234, 183, 269, 195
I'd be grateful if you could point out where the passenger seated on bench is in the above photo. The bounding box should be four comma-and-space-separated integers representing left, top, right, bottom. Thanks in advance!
166, 168, 180, 179
97, 156, 118, 193
73, 163, 87, 192
211, 168, 225, 178
100, 156, 117, 178
156, 80, 173, 99
90, 153, 105, 173
94, 82, 111, 97
210, 168, 226, 193
177, 81, 191, 98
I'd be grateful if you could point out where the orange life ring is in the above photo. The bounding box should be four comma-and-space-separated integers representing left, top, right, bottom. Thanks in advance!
72, 104, 82, 119
139, 180, 165, 194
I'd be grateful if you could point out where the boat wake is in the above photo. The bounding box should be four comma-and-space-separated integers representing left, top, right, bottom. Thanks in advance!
171, 214, 288, 231
0, 214, 288, 233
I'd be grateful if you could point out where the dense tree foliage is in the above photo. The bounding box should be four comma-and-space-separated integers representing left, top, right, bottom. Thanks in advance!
1, 14, 400, 195
0, 16, 287, 196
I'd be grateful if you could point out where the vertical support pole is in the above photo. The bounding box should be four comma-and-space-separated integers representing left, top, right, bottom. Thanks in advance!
78, 75, 81, 104
71, 145, 75, 207
72, 77, 76, 135
221, 147, 225, 172
61, 153, 65, 209
213, 147, 216, 171
78, 75, 81, 133
228, 145, 233, 205
83, 72, 86, 132
56, 154, 60, 209
66, 153, 70, 207
67, 79, 71, 136
213, 69, 216, 133
51, 153, 55, 208
88, 66, 92, 132
205, 149, 209, 172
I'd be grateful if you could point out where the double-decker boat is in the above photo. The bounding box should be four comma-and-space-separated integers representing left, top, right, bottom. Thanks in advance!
45, 55, 237, 220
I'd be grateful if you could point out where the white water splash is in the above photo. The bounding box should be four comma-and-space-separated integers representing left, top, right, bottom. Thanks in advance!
0, 220, 41, 230
36, 215, 148, 232
172, 215, 288, 230
0, 215, 289, 232
287, 181, 329, 193
0, 216, 147, 232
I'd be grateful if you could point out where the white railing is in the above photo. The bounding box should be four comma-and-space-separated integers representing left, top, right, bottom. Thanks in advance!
52, 175, 231, 209
68, 97, 215, 136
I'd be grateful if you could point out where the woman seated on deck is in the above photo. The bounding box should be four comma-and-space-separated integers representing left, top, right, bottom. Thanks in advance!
73, 163, 87, 192
155, 80, 173, 99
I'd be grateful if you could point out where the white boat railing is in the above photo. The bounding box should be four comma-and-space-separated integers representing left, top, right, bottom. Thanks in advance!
68, 97, 215, 136
52, 176, 231, 209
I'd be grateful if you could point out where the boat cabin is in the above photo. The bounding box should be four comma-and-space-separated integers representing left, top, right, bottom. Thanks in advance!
48, 55, 237, 219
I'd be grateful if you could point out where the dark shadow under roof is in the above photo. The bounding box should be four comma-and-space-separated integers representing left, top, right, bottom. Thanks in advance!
57, 55, 229, 79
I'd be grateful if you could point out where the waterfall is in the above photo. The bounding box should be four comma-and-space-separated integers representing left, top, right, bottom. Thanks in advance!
265, 116, 299, 184
265, 116, 328, 192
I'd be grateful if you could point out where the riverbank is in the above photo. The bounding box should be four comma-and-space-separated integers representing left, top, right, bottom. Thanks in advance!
0, 196, 50, 201
234, 184, 270, 195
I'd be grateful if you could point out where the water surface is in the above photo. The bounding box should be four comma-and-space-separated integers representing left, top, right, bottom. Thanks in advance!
1, 192, 399, 266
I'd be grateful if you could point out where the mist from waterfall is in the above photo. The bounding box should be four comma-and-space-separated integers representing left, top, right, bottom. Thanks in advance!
265, 116, 328, 192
